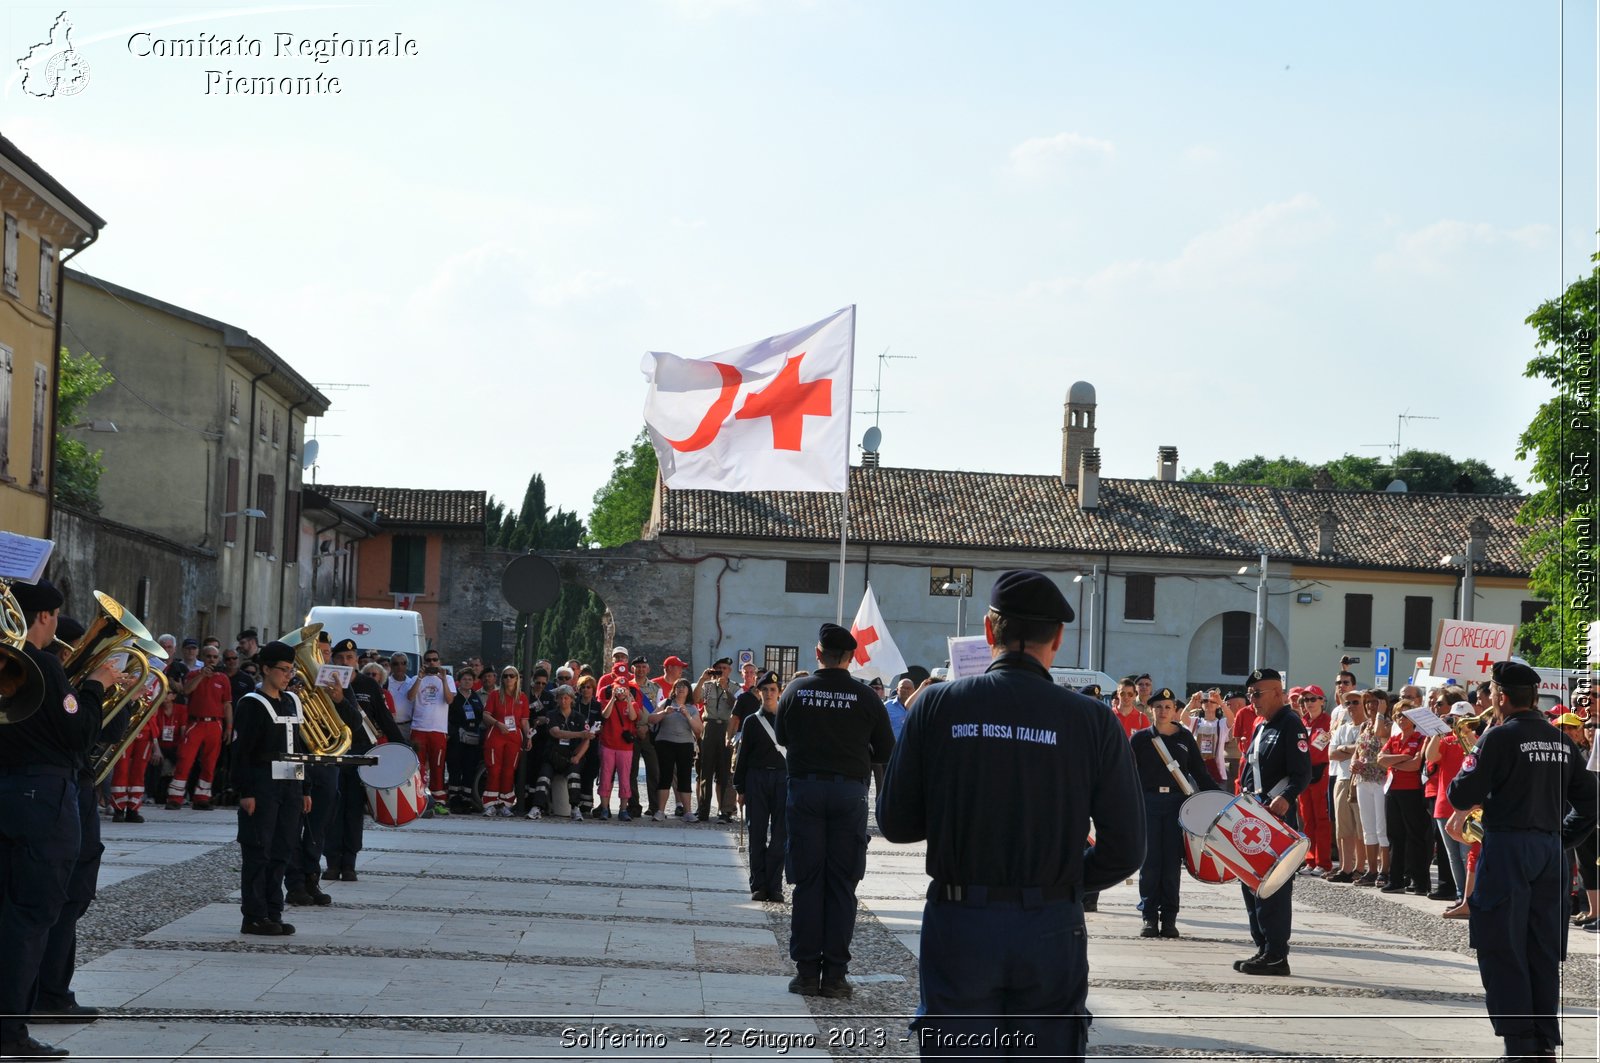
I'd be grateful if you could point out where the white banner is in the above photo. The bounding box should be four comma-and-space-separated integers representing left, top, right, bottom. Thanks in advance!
642, 307, 853, 493
1429, 619, 1516, 683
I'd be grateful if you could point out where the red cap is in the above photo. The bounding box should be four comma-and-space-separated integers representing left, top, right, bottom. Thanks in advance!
1289, 686, 1306, 697
612, 662, 632, 679
663, 655, 688, 668
1303, 685, 1326, 699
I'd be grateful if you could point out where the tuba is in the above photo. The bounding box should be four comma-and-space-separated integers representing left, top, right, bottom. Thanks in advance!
0, 580, 45, 724
279, 623, 352, 756
62, 591, 165, 724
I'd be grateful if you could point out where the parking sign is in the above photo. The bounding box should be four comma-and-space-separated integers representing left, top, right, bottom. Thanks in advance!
1375, 647, 1391, 690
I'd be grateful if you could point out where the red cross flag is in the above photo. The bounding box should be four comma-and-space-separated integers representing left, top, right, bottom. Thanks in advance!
642, 307, 854, 492
848, 583, 906, 685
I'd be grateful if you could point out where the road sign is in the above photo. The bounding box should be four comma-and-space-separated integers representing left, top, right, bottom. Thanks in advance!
1375, 647, 1392, 690
738, 649, 754, 669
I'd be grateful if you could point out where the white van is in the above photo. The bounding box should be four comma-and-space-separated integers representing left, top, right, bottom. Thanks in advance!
1410, 655, 1575, 712
306, 607, 427, 671
1049, 667, 1117, 701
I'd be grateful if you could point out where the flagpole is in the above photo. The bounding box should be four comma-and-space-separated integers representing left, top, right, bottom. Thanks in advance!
836, 305, 856, 624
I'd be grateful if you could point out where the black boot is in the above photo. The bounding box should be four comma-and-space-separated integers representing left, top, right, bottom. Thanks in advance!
285, 877, 316, 906
306, 871, 333, 906
1140, 919, 1159, 938
1159, 916, 1180, 939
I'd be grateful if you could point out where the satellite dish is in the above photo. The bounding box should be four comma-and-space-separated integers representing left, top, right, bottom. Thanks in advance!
862, 426, 882, 452
302, 439, 320, 469
501, 553, 561, 613
1386, 479, 1408, 493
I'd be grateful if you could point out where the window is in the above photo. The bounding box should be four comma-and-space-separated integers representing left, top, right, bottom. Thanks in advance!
229, 380, 240, 421
258, 401, 267, 439
764, 645, 799, 680
37, 240, 52, 316
255, 472, 276, 552
1344, 594, 1373, 647
2, 215, 17, 295
29, 364, 47, 486
283, 490, 301, 562
1124, 573, 1155, 621
1402, 596, 1433, 651
0, 343, 10, 477
135, 577, 152, 618
1519, 599, 1547, 658
223, 458, 240, 544
1220, 610, 1252, 676
390, 535, 426, 593
930, 566, 974, 596
271, 410, 281, 448
784, 559, 829, 595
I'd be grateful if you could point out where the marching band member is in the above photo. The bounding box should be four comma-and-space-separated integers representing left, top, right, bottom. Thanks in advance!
1132, 687, 1220, 939
0, 580, 118, 1058
323, 637, 403, 882
233, 641, 312, 936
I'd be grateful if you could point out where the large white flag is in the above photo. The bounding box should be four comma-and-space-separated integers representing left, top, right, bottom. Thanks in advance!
848, 583, 907, 684
641, 306, 854, 492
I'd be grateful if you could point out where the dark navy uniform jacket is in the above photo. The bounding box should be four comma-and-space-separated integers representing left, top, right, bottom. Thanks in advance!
1131, 726, 1221, 794
734, 709, 786, 790
1448, 711, 1597, 844
339, 673, 404, 754
0, 643, 104, 772
1238, 707, 1311, 801
775, 667, 894, 779
877, 652, 1144, 893
232, 690, 311, 799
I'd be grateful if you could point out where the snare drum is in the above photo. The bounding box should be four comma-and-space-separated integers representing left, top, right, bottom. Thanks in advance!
1178, 792, 1237, 884
358, 743, 426, 827
1197, 792, 1308, 899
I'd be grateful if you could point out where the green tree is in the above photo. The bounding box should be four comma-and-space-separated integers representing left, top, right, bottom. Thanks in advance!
1516, 252, 1599, 669
1185, 450, 1516, 494
587, 428, 658, 547
487, 471, 603, 669
53, 346, 114, 512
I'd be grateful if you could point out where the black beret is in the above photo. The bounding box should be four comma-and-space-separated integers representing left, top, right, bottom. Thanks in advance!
1223, 689, 1245, 701
757, 670, 782, 687
1246, 668, 1283, 687
1491, 661, 1541, 688
867, 676, 885, 688
55, 615, 86, 645
1079, 684, 1102, 699
713, 656, 733, 667
331, 638, 358, 655
817, 623, 856, 652
988, 570, 1074, 623
259, 641, 295, 667
1149, 687, 1179, 704
317, 630, 331, 644
237, 628, 258, 641
11, 579, 63, 615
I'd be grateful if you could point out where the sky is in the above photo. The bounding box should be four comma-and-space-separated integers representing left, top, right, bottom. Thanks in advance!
4, 1, 1596, 522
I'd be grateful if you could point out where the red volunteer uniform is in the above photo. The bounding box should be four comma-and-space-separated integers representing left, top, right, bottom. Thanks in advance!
167, 671, 232, 808
482, 689, 529, 812
1297, 709, 1333, 872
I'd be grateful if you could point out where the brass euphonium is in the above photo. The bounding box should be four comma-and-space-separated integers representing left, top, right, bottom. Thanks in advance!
0, 580, 45, 724
62, 591, 165, 724
279, 623, 352, 757
92, 670, 170, 785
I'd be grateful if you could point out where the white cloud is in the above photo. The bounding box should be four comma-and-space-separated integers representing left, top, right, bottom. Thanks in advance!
1019, 193, 1332, 298
1007, 131, 1115, 180
1375, 220, 1552, 276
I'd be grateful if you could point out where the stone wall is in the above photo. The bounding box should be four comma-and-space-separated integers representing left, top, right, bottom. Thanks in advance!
51, 505, 219, 638
434, 539, 697, 667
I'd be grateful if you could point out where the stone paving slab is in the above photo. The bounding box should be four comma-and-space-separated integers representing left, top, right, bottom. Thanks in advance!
302, 875, 769, 924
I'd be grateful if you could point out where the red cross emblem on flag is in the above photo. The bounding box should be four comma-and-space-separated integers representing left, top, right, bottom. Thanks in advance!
850, 625, 879, 667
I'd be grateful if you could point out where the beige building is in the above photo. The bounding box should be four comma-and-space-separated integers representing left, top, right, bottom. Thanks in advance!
61, 269, 328, 640
0, 136, 104, 537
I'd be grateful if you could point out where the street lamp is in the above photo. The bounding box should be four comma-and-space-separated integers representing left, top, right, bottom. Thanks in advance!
67, 420, 118, 432
1074, 566, 1101, 669
221, 508, 267, 519
1440, 548, 1477, 622
1238, 550, 1269, 672
941, 573, 971, 637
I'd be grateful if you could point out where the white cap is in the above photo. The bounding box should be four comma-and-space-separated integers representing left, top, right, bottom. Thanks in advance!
931, 667, 950, 680
611, 646, 630, 658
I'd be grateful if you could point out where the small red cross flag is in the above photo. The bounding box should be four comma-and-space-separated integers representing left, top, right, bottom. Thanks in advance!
848, 583, 906, 684
641, 307, 853, 492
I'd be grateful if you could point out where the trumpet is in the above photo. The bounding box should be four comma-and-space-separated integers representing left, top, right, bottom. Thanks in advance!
1462, 808, 1486, 845
1449, 705, 1497, 754
279, 623, 352, 757
0, 580, 45, 724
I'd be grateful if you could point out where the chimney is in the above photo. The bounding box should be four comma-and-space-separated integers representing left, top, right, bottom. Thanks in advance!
1157, 446, 1178, 482
1061, 381, 1097, 487
1078, 448, 1101, 511
1318, 510, 1337, 556
1312, 466, 1334, 490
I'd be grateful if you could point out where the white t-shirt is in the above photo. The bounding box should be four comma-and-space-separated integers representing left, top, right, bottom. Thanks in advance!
388, 675, 417, 724
1329, 721, 1361, 780
408, 673, 457, 734
1188, 715, 1230, 772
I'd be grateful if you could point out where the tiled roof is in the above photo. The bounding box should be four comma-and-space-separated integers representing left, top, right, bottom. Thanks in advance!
656, 467, 1532, 576
319, 485, 485, 528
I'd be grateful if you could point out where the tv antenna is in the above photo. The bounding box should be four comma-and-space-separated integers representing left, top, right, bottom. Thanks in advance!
1363, 409, 1437, 474
853, 347, 915, 427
